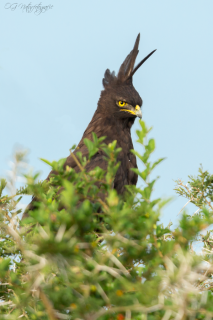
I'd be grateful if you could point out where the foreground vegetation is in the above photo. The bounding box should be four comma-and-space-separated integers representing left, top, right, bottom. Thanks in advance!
1, 120, 213, 320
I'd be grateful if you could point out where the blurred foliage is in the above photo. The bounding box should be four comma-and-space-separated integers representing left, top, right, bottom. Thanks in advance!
1, 120, 213, 320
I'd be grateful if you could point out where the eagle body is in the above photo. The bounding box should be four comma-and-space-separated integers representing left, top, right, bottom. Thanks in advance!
64, 109, 138, 195
24, 34, 156, 216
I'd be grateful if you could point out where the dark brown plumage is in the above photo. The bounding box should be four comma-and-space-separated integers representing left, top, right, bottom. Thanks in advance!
63, 34, 155, 193
23, 34, 156, 217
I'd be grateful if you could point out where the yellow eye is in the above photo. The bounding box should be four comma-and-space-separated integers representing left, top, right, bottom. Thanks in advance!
118, 101, 127, 107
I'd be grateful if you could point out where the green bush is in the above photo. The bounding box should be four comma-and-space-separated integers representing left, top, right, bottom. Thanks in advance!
1, 120, 213, 320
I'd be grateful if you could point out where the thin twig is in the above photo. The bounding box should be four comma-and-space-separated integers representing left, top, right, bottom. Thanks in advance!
39, 287, 57, 320
91, 303, 163, 320
70, 152, 89, 181
177, 198, 193, 216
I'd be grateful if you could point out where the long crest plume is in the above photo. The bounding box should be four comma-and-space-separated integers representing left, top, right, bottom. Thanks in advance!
117, 34, 140, 82
102, 33, 156, 88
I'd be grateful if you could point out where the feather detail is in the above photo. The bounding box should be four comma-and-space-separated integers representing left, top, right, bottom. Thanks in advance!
117, 33, 140, 82
102, 69, 116, 88
128, 49, 157, 78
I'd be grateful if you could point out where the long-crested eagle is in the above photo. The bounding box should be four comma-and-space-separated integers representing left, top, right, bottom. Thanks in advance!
23, 34, 156, 218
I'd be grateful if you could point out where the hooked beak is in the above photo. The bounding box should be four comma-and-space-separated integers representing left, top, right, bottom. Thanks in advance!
135, 105, 142, 119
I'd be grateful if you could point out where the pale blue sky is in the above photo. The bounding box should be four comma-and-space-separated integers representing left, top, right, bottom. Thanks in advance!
1, 1, 213, 225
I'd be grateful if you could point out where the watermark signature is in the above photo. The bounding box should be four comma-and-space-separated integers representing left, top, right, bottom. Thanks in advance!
4, 2, 53, 15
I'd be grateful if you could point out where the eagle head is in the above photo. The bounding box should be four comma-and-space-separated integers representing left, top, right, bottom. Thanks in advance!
100, 34, 156, 120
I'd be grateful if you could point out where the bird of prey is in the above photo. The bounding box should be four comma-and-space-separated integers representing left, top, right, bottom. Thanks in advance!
63, 34, 155, 193
23, 34, 155, 217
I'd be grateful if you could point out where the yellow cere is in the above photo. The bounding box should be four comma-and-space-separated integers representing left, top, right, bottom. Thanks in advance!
135, 105, 140, 111
118, 101, 127, 107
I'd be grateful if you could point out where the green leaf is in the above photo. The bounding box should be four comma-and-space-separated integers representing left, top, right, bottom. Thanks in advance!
70, 144, 77, 151
151, 158, 166, 170
147, 138, 155, 152
0, 178, 7, 197
40, 158, 53, 167
0, 258, 11, 277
